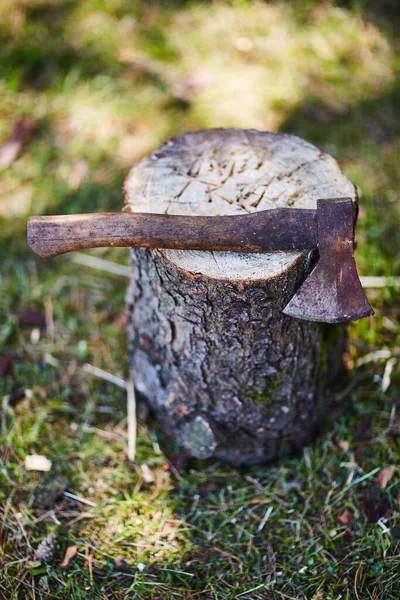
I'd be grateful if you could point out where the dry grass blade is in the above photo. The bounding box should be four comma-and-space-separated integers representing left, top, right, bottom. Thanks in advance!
83, 363, 127, 389
71, 252, 131, 277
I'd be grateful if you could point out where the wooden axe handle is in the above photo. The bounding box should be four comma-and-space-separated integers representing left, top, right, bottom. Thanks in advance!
27, 210, 318, 259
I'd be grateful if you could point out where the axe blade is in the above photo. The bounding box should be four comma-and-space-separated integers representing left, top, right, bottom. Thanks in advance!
283, 198, 374, 324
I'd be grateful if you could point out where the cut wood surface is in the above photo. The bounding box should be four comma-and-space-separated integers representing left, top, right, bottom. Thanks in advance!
125, 129, 354, 465
124, 128, 356, 280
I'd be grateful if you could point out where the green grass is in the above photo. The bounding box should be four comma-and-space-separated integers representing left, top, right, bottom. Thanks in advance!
1, 1, 400, 598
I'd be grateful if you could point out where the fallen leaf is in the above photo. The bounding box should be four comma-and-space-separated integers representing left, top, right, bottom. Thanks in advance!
337, 508, 353, 526
0, 118, 37, 170
114, 556, 132, 574
59, 545, 78, 569
338, 440, 349, 452
141, 463, 154, 483
30, 328, 41, 344
377, 466, 395, 489
16, 307, 46, 328
25, 454, 52, 472
0, 354, 14, 377
159, 521, 179, 539
0, 139, 21, 170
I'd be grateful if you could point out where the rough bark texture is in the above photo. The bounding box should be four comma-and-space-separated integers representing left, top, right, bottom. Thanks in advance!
125, 129, 355, 466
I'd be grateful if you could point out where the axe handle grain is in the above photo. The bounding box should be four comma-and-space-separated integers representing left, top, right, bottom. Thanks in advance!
27, 210, 318, 259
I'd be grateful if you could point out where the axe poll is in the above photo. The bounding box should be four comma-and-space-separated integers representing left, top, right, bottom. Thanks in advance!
27, 197, 373, 324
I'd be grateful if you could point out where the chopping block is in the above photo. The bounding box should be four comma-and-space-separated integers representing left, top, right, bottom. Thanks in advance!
123, 129, 364, 465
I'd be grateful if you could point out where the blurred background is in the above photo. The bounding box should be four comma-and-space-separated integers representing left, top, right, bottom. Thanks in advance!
0, 1, 399, 598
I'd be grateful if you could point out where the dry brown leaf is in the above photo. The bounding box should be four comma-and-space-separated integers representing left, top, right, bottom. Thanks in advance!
0, 139, 21, 170
0, 354, 14, 377
338, 440, 349, 452
0, 118, 37, 170
59, 545, 78, 569
16, 307, 46, 328
377, 466, 395, 489
114, 556, 132, 574
337, 508, 353, 526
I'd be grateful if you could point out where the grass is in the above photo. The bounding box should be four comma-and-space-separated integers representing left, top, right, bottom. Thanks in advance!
0, 0, 400, 598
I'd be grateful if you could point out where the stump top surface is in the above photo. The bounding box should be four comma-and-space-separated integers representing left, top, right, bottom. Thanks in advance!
124, 129, 356, 280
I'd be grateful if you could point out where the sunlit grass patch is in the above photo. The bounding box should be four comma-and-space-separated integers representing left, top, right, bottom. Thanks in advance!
164, 2, 395, 128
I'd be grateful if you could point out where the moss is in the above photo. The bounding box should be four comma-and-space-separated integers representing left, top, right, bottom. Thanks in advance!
251, 372, 285, 405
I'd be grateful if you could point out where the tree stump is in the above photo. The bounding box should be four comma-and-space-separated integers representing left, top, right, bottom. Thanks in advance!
124, 129, 355, 466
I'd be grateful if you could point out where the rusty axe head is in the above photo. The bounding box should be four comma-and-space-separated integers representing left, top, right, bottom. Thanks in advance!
283, 198, 374, 323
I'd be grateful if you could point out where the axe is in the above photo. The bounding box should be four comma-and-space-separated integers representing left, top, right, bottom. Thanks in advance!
27, 197, 373, 324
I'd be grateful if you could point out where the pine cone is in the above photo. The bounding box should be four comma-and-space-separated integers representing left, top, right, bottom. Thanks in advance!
36, 532, 56, 563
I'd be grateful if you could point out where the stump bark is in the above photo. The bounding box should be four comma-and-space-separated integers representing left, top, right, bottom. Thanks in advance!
124, 129, 355, 466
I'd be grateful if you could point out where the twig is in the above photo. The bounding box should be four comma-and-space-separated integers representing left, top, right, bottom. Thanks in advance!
355, 349, 395, 367
257, 505, 274, 532
377, 517, 391, 535
237, 584, 266, 597
63, 491, 97, 507
83, 363, 127, 389
360, 276, 400, 288
44, 296, 54, 345
70, 252, 130, 277
82, 424, 127, 441
382, 357, 397, 393
127, 374, 137, 462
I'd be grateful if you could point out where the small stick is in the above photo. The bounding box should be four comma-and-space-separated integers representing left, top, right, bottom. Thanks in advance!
71, 252, 131, 277
83, 363, 127, 389
381, 357, 397, 393
64, 491, 97, 507
360, 276, 400, 288
127, 374, 137, 462
355, 349, 399, 367
44, 296, 54, 344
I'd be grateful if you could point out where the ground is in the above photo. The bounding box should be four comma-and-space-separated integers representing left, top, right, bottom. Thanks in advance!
0, 1, 400, 598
